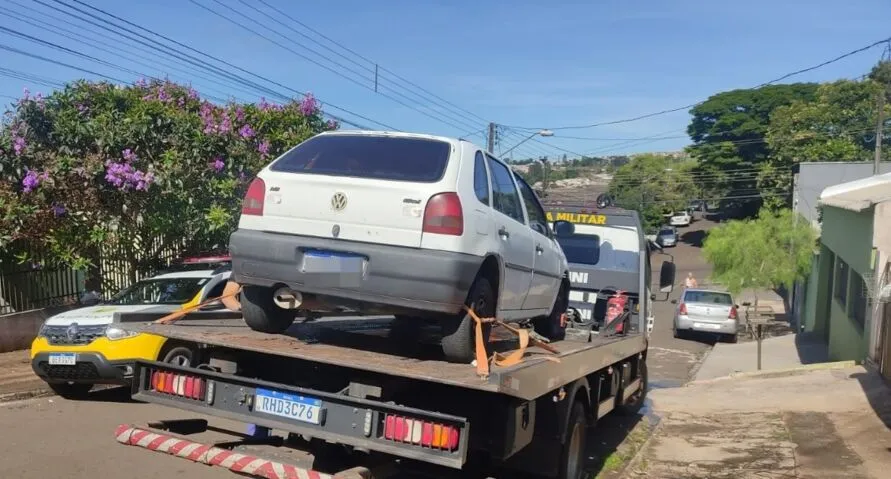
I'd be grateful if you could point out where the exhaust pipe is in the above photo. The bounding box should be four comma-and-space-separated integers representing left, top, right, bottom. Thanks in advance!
273, 287, 303, 309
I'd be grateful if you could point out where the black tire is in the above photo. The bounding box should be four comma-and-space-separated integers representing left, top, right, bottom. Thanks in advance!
534, 281, 569, 341
441, 276, 494, 363
557, 401, 588, 479
241, 285, 297, 333
48, 382, 92, 400
617, 360, 648, 416
162, 345, 196, 367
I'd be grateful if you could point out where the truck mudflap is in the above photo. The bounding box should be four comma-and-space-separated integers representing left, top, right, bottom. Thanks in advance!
114, 424, 370, 479
130, 360, 470, 469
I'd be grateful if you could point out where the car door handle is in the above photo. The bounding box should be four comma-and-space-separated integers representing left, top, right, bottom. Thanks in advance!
498, 227, 510, 239
535, 244, 544, 254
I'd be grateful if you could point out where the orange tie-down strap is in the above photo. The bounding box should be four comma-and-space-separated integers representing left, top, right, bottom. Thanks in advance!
154, 281, 243, 325
463, 307, 561, 378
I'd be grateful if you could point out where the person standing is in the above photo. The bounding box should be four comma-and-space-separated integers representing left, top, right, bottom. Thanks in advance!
685, 272, 698, 288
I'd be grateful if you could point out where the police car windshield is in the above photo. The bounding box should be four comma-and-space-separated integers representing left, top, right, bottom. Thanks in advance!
556, 234, 601, 265
107, 278, 210, 305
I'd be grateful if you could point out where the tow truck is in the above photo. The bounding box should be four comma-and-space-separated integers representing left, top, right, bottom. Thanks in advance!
113, 204, 676, 479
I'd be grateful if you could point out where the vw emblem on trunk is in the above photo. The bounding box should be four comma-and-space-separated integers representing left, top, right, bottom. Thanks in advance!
66, 322, 79, 341
331, 192, 348, 211
332, 224, 340, 238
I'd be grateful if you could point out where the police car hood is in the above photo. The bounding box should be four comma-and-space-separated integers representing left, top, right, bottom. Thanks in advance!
44, 304, 180, 326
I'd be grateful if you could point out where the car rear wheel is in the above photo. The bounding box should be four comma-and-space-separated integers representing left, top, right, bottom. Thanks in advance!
241, 285, 297, 334
441, 276, 494, 363
534, 281, 568, 341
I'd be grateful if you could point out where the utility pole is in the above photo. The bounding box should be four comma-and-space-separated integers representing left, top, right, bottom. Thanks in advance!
487, 122, 496, 154
874, 91, 885, 175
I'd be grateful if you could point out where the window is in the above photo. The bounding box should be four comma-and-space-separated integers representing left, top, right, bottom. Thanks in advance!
270, 135, 451, 182
514, 173, 549, 236
473, 151, 490, 205
683, 291, 734, 305
108, 277, 210, 305
204, 280, 228, 300
834, 258, 849, 308
486, 155, 525, 223
556, 234, 601, 265
850, 273, 867, 329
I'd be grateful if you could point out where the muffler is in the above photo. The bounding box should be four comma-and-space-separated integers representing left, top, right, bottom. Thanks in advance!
273, 287, 303, 309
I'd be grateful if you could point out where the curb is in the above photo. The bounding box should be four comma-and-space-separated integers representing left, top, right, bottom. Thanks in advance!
687, 345, 713, 383
690, 360, 857, 385
0, 387, 54, 403
616, 414, 665, 478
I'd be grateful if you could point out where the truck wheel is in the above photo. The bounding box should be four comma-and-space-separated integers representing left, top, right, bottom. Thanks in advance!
162, 346, 196, 367
558, 401, 588, 479
617, 361, 648, 416
49, 382, 92, 400
534, 281, 569, 341
241, 285, 296, 334
441, 276, 494, 363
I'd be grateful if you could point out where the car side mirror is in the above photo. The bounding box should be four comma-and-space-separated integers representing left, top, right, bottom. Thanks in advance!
553, 220, 575, 237
659, 261, 676, 293
670, 299, 678, 304
82, 296, 101, 306
650, 293, 656, 301
531, 222, 547, 236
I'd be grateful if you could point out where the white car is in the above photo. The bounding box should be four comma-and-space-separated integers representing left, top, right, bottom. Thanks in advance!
229, 130, 571, 362
669, 211, 692, 227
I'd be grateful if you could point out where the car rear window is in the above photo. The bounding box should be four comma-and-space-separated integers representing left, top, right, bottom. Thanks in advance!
659, 228, 674, 235
269, 134, 451, 182
684, 291, 733, 305
557, 234, 601, 265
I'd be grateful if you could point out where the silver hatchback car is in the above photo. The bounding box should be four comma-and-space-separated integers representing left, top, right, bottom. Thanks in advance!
672, 288, 739, 342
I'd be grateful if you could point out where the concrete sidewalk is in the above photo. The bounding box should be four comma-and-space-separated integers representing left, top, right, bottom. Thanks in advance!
630, 366, 891, 478
694, 332, 829, 381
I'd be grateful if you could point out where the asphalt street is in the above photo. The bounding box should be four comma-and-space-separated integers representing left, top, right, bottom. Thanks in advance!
0, 215, 721, 478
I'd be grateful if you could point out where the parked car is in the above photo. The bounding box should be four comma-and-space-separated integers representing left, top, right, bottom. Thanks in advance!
688, 200, 705, 212
229, 131, 571, 362
669, 210, 692, 227
656, 226, 678, 247
671, 288, 739, 342
30, 256, 232, 398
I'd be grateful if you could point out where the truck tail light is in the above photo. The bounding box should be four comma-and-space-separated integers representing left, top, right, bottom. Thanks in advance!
678, 303, 687, 315
729, 306, 737, 320
383, 414, 459, 451
423, 193, 463, 236
242, 178, 266, 216
150, 370, 207, 401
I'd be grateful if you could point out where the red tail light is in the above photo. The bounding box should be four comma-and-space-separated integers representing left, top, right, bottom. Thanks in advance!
150, 369, 207, 401
423, 192, 463, 236
729, 306, 737, 320
242, 178, 266, 216
382, 414, 460, 451
678, 303, 688, 315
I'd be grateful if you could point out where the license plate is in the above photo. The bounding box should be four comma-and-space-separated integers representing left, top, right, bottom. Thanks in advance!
253, 387, 323, 425
301, 250, 367, 287
694, 322, 721, 330
48, 353, 76, 366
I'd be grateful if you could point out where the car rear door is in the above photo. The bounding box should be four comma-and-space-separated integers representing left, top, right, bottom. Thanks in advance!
485, 155, 534, 311
249, 134, 454, 248
515, 175, 561, 310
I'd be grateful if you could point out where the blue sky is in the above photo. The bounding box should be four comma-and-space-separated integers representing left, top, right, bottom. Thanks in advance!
1, 0, 888, 160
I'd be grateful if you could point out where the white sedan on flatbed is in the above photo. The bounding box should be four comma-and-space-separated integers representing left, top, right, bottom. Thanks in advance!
229, 130, 572, 362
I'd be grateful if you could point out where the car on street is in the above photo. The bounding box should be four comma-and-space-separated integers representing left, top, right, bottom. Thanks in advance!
656, 226, 678, 247
671, 288, 740, 342
30, 256, 232, 398
229, 130, 571, 362
669, 210, 692, 227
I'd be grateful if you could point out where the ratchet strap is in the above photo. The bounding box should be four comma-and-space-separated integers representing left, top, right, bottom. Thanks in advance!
465, 307, 561, 378
154, 282, 243, 325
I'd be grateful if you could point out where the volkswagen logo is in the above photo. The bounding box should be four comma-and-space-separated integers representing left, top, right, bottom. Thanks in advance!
331, 192, 348, 211
332, 224, 340, 238
66, 322, 79, 341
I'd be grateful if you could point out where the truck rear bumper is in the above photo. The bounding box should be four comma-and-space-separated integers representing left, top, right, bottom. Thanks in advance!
229, 229, 482, 315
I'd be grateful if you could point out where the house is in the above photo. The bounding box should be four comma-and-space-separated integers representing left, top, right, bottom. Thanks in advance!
800, 172, 891, 378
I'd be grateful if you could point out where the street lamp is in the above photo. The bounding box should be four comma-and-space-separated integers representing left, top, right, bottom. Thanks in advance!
500, 129, 554, 157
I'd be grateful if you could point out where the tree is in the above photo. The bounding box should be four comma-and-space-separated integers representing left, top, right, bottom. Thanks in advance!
0, 78, 335, 289
608, 154, 696, 232
702, 208, 816, 305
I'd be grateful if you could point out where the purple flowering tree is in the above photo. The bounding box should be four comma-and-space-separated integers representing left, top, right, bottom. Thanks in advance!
0, 78, 336, 287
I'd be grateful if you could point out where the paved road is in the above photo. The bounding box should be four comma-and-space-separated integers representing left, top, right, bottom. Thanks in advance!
0, 216, 721, 478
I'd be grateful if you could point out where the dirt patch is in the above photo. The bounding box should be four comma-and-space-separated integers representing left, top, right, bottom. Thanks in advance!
0, 349, 48, 400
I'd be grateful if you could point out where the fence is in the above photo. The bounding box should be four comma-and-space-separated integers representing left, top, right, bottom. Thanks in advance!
0, 234, 188, 314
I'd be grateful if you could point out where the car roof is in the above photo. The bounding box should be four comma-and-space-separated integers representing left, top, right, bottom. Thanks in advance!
684, 288, 732, 295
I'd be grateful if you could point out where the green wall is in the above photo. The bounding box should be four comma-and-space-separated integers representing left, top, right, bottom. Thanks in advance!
821, 206, 873, 274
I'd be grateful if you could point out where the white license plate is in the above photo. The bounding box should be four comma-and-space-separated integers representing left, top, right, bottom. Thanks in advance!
693, 322, 722, 330
254, 387, 323, 425
48, 353, 76, 366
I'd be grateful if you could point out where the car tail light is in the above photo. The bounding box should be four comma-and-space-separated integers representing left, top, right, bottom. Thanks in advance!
382, 414, 460, 451
423, 192, 463, 236
150, 370, 207, 401
679, 303, 687, 315
242, 178, 266, 216
729, 306, 737, 319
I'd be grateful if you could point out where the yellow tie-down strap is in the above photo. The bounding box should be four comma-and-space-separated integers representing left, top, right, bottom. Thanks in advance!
464, 307, 561, 378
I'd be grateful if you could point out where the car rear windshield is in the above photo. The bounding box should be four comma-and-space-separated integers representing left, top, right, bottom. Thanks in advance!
269, 134, 451, 182
684, 291, 733, 305
557, 234, 600, 265
659, 228, 674, 236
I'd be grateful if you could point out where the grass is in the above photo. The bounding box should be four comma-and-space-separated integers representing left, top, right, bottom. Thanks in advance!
594, 419, 654, 478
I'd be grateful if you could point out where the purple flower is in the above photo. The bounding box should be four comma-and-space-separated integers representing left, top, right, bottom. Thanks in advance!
299, 93, 318, 116
177, 97, 185, 108
239, 124, 255, 139
105, 161, 154, 191
51, 204, 66, 217
22, 169, 39, 193
326, 119, 338, 130
22, 87, 30, 101
211, 157, 225, 173
187, 87, 199, 100
13, 136, 26, 156
34, 92, 45, 110
122, 148, 137, 162
258, 97, 271, 111
234, 106, 246, 122
135, 78, 148, 88
157, 88, 170, 102
258, 139, 270, 156
76, 103, 89, 114
219, 114, 232, 134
